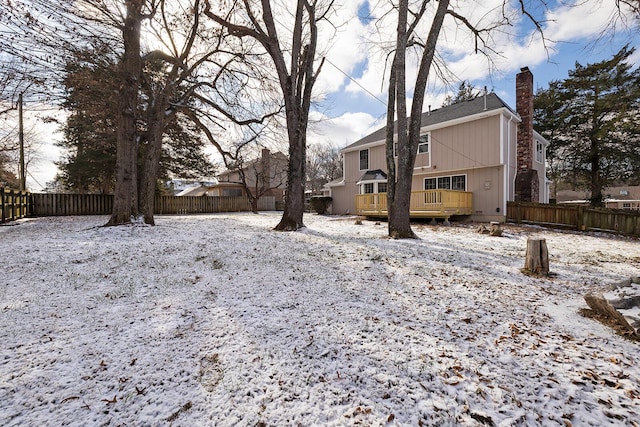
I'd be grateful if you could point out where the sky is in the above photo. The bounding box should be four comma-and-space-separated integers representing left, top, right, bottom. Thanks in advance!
18, 0, 640, 191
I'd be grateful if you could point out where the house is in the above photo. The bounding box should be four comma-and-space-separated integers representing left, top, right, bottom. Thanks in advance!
176, 181, 243, 197
556, 185, 640, 211
175, 149, 288, 204
216, 148, 288, 203
325, 67, 549, 222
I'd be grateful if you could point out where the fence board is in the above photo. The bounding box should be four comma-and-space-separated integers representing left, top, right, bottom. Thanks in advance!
29, 193, 275, 217
1, 187, 30, 223
507, 201, 640, 237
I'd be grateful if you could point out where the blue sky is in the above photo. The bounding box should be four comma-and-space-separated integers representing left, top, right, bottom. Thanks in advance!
24, 0, 640, 190
307, 0, 640, 148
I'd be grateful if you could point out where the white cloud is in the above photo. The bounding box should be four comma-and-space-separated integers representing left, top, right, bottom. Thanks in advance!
308, 110, 382, 149
330, 0, 638, 111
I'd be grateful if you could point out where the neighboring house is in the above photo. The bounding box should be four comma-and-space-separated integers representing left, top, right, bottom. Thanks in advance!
171, 180, 217, 196
174, 149, 288, 203
176, 181, 243, 197
325, 67, 549, 222
557, 185, 640, 211
216, 149, 288, 203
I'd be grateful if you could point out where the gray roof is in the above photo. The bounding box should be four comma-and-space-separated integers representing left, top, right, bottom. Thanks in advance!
358, 169, 387, 182
343, 93, 515, 151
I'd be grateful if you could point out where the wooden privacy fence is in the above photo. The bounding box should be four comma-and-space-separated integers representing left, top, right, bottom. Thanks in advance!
32, 192, 113, 216
30, 193, 275, 216
154, 195, 275, 214
1, 187, 31, 223
507, 201, 640, 237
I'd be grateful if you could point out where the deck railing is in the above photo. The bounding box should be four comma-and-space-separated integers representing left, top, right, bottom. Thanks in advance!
355, 189, 473, 218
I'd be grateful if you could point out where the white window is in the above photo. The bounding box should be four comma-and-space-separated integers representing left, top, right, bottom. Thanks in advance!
437, 176, 451, 189
418, 134, 430, 154
377, 182, 387, 193
359, 149, 369, 170
452, 175, 466, 190
363, 183, 374, 194
535, 140, 544, 164
424, 174, 466, 191
424, 178, 437, 190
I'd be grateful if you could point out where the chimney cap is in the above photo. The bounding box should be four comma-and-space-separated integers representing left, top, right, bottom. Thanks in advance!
520, 66, 530, 73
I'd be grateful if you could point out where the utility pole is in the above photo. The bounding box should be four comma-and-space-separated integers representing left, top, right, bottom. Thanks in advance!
18, 92, 25, 191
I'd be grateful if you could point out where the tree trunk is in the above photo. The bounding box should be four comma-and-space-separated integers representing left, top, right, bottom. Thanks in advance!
275, 128, 305, 230
386, 0, 449, 239
106, 1, 143, 226
138, 116, 165, 225
386, 0, 411, 238
524, 237, 549, 276
589, 146, 603, 207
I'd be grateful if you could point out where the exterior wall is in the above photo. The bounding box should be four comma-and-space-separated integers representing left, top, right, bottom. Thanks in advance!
532, 136, 548, 203
217, 152, 288, 202
412, 165, 505, 221
332, 144, 387, 214
503, 116, 518, 205
424, 115, 502, 172
328, 183, 357, 215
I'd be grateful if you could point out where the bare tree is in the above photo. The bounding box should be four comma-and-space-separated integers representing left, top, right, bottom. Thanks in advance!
204, 0, 333, 231
306, 142, 342, 194
385, 0, 449, 238
219, 147, 288, 213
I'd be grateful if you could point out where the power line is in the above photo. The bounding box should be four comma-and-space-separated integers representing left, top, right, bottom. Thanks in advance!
323, 56, 387, 107
26, 169, 46, 191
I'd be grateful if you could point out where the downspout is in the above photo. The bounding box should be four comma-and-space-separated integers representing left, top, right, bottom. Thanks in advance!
504, 115, 514, 217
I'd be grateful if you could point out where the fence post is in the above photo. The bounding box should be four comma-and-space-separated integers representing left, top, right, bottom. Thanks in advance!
1, 187, 5, 223
576, 206, 585, 231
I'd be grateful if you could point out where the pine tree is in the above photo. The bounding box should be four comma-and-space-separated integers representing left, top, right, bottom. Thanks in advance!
442, 81, 482, 107
57, 48, 215, 194
534, 46, 640, 206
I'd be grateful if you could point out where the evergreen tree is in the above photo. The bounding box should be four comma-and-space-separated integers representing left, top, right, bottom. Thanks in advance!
442, 81, 482, 107
56, 47, 118, 193
534, 46, 640, 206
57, 47, 215, 194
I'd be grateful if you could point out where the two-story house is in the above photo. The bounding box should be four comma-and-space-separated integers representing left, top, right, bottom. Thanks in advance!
325, 67, 549, 222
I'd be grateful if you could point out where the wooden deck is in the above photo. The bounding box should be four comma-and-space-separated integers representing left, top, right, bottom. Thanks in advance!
355, 189, 473, 219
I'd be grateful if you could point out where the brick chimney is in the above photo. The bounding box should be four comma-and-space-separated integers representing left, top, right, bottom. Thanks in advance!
514, 67, 539, 202
261, 148, 271, 189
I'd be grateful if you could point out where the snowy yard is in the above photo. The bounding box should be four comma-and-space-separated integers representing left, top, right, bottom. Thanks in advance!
1, 212, 639, 426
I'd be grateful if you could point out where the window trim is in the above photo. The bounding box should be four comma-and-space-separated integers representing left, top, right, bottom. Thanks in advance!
418, 133, 430, 154
360, 180, 387, 194
535, 140, 544, 164
424, 174, 467, 191
359, 149, 369, 171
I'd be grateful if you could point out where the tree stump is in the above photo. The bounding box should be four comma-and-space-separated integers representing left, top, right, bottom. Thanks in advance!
489, 222, 502, 237
524, 237, 549, 276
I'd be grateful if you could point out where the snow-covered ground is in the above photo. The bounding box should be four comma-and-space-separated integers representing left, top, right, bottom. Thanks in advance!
1, 212, 639, 426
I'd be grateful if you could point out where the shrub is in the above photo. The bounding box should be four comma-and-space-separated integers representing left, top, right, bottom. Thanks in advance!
309, 196, 332, 214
